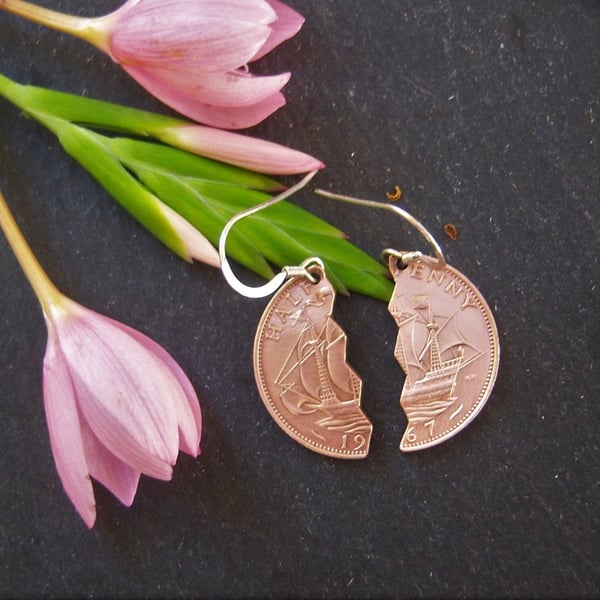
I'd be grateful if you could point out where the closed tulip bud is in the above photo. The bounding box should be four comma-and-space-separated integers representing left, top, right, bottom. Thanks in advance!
157, 123, 324, 175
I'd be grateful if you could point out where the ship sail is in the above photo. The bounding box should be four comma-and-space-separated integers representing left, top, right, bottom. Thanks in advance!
390, 293, 429, 388
391, 294, 486, 415
275, 321, 359, 416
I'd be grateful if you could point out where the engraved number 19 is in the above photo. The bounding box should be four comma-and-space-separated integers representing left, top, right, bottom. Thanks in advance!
341, 433, 366, 451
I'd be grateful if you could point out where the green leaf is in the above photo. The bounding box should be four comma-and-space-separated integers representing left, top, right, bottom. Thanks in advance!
0, 73, 281, 192
0, 72, 394, 301
114, 153, 393, 299
32, 113, 189, 261
183, 179, 344, 238
107, 137, 282, 192
133, 168, 275, 279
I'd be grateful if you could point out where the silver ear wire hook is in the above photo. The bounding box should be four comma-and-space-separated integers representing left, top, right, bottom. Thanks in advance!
219, 170, 319, 299
314, 189, 447, 268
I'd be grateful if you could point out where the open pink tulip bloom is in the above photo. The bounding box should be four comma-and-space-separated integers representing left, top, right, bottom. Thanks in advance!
104, 0, 304, 128
0, 191, 202, 528
1, 0, 304, 128
44, 298, 202, 528
0, 0, 305, 129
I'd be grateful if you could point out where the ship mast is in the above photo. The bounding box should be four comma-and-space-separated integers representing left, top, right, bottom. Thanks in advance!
311, 324, 338, 406
427, 301, 443, 371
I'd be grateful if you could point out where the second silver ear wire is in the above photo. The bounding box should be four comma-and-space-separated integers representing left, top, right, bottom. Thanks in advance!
314, 189, 447, 269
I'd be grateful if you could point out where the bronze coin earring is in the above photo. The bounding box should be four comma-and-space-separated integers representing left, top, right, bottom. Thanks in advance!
218, 174, 373, 459
316, 189, 500, 452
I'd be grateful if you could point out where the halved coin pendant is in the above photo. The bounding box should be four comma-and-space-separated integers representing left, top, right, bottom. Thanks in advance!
388, 256, 500, 451
254, 268, 372, 459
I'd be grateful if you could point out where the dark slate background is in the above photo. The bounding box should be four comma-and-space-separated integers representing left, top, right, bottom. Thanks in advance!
1, 1, 598, 598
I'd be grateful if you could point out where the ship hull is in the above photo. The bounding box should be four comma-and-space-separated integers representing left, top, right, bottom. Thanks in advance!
401, 363, 460, 407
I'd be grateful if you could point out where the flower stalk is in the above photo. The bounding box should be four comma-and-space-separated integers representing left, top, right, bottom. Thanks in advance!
0, 190, 63, 313
0, 0, 108, 49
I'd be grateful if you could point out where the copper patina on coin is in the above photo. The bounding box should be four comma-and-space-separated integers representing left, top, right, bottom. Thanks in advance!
254, 267, 372, 458
388, 255, 500, 451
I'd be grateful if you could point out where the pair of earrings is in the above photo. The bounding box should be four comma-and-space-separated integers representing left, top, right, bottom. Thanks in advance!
219, 173, 500, 458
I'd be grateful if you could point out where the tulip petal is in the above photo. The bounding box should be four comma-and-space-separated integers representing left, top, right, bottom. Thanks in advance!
110, 10, 273, 73
112, 0, 277, 27
43, 328, 96, 528
123, 62, 287, 128
80, 417, 141, 507
195, 70, 291, 108
110, 19, 271, 72
196, 0, 277, 24
252, 0, 305, 61
126, 62, 290, 109
111, 320, 202, 458
55, 302, 183, 480
183, 92, 287, 130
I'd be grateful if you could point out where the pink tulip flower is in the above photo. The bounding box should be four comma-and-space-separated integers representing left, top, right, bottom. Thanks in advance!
1, 0, 305, 129
0, 191, 202, 528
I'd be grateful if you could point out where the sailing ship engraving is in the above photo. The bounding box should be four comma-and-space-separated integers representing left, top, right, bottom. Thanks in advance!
390, 295, 470, 421
276, 315, 368, 433
388, 257, 499, 451
254, 268, 372, 458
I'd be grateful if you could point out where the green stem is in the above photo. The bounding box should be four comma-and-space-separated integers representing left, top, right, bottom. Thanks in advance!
0, 72, 181, 136
0, 0, 110, 50
0, 190, 64, 315
0, 74, 191, 260
29, 112, 190, 261
0, 73, 283, 191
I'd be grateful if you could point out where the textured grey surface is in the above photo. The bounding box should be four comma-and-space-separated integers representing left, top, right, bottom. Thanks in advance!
0, 1, 598, 597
